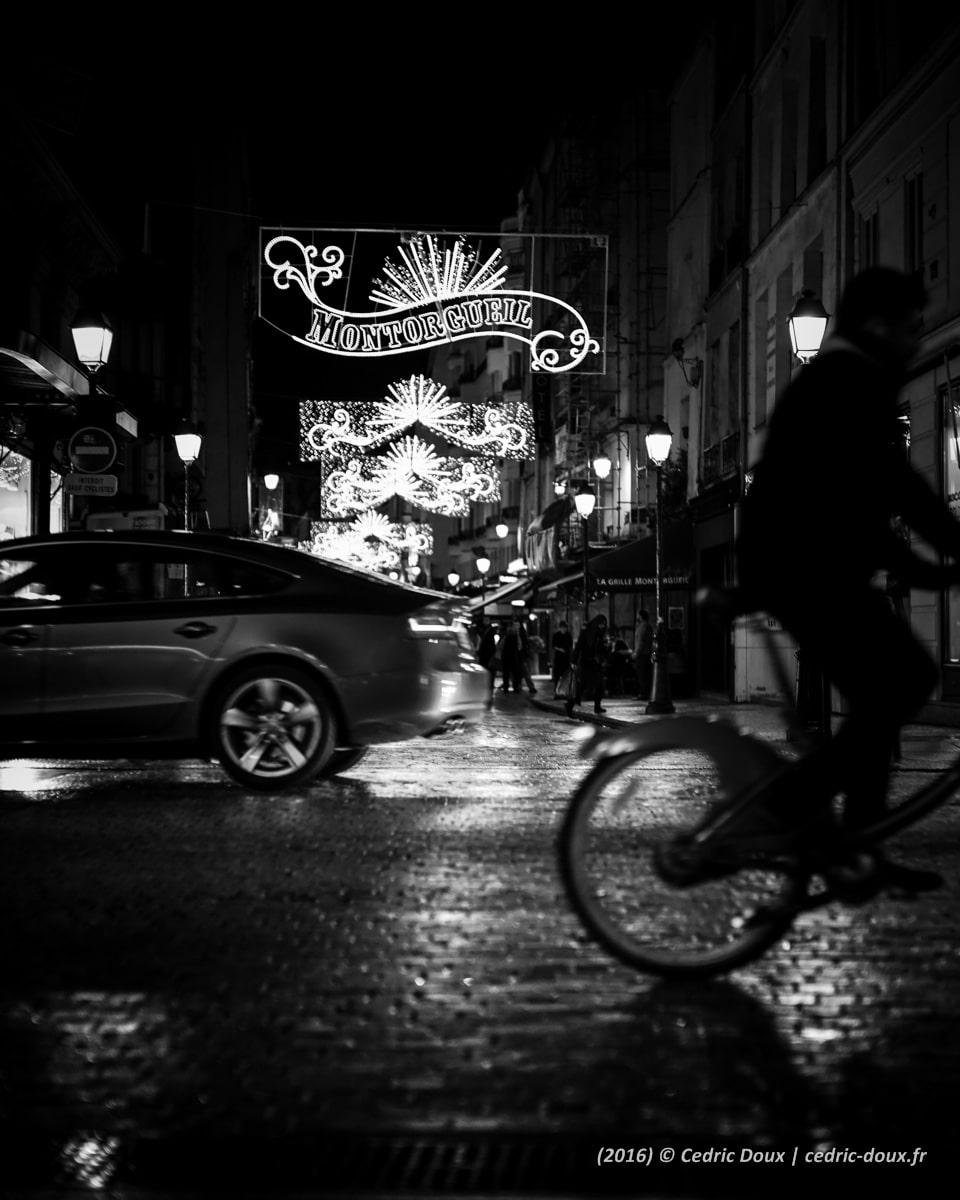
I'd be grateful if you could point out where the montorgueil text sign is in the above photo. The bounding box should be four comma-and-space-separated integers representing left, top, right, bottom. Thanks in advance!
259, 228, 606, 375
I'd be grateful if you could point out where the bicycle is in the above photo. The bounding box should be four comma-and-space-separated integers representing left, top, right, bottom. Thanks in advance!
558, 586, 956, 978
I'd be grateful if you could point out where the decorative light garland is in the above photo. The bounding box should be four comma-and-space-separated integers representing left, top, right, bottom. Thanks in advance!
300, 374, 533, 463
300, 511, 433, 572
322, 440, 500, 517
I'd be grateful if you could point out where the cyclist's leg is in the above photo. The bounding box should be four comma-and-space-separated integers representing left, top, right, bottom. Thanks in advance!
818, 588, 937, 828
727, 588, 932, 839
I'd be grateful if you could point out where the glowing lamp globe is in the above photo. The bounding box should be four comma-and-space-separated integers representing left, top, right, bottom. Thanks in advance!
574, 487, 596, 519
174, 427, 203, 465
645, 416, 673, 467
71, 309, 114, 374
787, 291, 829, 363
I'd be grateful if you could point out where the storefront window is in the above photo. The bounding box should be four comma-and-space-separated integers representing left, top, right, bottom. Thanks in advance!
942, 383, 960, 662
0, 450, 30, 539
0, 451, 64, 539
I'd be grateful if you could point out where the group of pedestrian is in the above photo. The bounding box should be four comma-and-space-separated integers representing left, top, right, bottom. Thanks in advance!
473, 615, 542, 702
549, 609, 656, 712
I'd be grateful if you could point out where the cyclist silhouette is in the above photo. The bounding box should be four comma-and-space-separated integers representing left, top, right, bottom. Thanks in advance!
736, 266, 960, 890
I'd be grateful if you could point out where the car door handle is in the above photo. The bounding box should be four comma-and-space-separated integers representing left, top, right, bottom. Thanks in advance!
1, 626, 40, 647
174, 621, 217, 639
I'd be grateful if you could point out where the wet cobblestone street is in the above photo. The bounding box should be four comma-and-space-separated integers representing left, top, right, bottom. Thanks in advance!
1, 692, 958, 1197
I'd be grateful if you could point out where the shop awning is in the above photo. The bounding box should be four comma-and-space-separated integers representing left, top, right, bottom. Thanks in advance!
1, 332, 138, 437
466, 575, 535, 612
589, 520, 694, 590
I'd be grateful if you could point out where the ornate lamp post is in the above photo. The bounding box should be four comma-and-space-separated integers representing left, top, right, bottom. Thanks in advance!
787, 290, 831, 738
574, 483, 596, 628
174, 421, 203, 532
645, 415, 675, 714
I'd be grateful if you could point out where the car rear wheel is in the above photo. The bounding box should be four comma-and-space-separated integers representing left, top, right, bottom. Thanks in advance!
321, 745, 369, 777
212, 664, 335, 790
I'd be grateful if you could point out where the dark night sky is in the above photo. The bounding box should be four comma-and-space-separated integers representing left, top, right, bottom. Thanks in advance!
8, 14, 722, 448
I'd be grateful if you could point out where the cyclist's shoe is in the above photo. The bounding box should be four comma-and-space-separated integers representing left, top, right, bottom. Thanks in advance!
874, 855, 943, 895
707, 789, 838, 858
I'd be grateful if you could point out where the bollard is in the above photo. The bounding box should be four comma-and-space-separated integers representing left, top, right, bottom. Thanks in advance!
645, 619, 676, 714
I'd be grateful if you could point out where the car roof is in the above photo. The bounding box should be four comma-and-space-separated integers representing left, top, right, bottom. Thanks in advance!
0, 530, 453, 602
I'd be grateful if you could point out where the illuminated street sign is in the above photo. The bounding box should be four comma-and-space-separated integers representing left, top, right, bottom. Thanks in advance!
260, 229, 604, 374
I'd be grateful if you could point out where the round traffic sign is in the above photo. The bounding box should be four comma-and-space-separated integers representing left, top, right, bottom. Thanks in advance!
68, 426, 117, 474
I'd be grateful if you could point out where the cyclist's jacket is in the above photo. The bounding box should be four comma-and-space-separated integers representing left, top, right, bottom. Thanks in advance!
737, 335, 960, 603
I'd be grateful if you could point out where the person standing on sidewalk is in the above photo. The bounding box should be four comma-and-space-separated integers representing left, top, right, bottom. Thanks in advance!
566, 613, 610, 717
634, 609, 654, 700
475, 615, 499, 707
551, 620, 573, 698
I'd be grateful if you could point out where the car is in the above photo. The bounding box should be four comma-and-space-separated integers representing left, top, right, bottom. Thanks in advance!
0, 530, 488, 790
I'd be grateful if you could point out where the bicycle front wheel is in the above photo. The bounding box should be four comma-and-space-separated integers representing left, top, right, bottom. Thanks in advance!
559, 734, 804, 978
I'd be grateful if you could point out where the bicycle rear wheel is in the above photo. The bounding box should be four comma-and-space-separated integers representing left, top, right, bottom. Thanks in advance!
559, 730, 805, 978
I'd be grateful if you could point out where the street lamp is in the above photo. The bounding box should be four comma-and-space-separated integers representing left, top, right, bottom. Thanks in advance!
475, 554, 491, 612
644, 415, 675, 714
263, 472, 280, 491
174, 421, 203, 532
592, 453, 612, 480
786, 291, 830, 739
787, 290, 830, 363
574, 483, 596, 626
447, 570, 461, 591
495, 520, 509, 539
71, 308, 114, 377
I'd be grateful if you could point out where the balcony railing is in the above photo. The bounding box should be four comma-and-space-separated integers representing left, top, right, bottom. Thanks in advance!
701, 431, 740, 488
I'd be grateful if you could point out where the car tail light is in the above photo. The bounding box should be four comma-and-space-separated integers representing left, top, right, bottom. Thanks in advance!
407, 605, 475, 652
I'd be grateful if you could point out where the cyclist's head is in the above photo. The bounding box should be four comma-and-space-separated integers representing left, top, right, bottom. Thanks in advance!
834, 267, 926, 367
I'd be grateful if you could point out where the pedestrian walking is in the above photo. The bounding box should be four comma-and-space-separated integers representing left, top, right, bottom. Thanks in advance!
634, 609, 654, 700
499, 616, 534, 693
566, 613, 610, 717
551, 620, 573, 697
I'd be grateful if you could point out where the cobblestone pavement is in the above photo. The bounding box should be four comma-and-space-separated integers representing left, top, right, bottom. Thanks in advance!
0, 683, 958, 1198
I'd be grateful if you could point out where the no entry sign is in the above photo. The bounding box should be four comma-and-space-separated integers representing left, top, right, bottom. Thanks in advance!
68, 426, 117, 474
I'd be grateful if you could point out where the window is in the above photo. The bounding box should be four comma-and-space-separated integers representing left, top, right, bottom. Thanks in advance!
754, 290, 770, 428
905, 172, 923, 277
942, 383, 960, 662
860, 210, 879, 270
807, 37, 827, 181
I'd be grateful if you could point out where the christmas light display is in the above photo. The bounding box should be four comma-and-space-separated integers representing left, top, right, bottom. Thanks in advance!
322, 440, 500, 517
301, 375, 533, 462
369, 236, 508, 307
301, 511, 433, 572
261, 230, 601, 372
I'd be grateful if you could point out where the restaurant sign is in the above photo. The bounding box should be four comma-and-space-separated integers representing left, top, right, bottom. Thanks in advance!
259, 228, 605, 374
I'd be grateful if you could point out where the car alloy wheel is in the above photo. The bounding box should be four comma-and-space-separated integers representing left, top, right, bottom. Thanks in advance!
213, 665, 335, 790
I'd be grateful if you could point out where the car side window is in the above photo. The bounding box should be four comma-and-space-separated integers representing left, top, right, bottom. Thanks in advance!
101, 552, 292, 601
0, 552, 126, 606
0, 556, 47, 604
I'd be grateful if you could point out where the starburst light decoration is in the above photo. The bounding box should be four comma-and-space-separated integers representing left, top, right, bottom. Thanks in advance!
369, 236, 509, 308
301, 375, 533, 463
300, 511, 433, 572
322, 440, 500, 517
